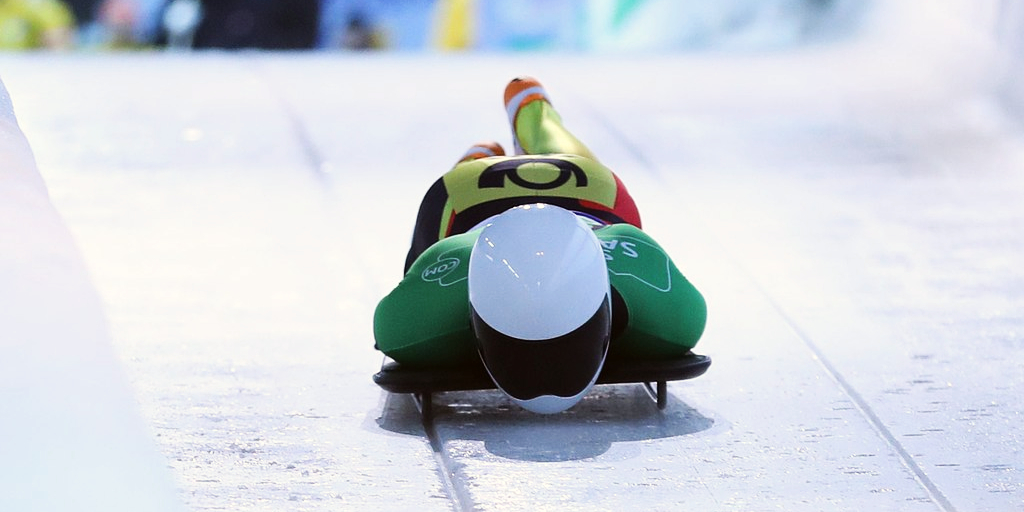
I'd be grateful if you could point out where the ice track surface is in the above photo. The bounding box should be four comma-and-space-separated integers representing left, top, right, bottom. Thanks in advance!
2, 10, 1024, 512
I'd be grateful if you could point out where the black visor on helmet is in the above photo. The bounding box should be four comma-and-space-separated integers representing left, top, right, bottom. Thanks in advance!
471, 296, 611, 400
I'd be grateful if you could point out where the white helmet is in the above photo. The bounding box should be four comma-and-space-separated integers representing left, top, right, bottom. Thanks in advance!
468, 204, 611, 413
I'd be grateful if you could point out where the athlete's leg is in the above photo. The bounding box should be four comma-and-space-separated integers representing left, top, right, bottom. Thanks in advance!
377, 231, 480, 367
503, 77, 598, 160
456, 140, 505, 163
595, 224, 707, 359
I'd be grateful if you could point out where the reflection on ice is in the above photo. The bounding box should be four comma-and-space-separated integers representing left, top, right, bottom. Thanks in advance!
376, 385, 715, 462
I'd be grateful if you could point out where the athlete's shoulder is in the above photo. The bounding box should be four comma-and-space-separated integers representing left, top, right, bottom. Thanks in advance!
594, 222, 651, 239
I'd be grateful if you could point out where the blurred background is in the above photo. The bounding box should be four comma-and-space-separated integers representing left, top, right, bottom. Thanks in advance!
0, 0, 870, 53
8, 0, 1020, 110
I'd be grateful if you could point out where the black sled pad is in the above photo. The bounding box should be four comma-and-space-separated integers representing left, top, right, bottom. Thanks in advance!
373, 352, 711, 395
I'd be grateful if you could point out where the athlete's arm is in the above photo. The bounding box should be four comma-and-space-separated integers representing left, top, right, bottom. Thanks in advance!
405, 177, 449, 272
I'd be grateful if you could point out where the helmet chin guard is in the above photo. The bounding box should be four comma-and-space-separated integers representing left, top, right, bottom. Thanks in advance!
468, 204, 611, 413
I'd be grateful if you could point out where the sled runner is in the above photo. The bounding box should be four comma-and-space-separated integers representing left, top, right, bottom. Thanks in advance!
373, 352, 710, 421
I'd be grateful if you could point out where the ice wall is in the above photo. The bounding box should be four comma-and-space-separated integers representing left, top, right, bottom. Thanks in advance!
0, 78, 183, 512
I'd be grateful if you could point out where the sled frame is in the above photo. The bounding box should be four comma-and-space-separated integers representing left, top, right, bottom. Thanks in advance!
375, 352, 710, 422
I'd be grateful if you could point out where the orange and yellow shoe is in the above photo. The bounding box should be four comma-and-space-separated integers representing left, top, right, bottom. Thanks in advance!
503, 76, 551, 153
457, 140, 505, 163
